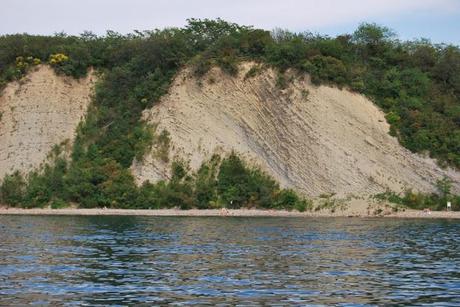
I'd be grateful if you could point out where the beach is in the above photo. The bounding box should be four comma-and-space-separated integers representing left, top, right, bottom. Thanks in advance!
1, 206, 459, 219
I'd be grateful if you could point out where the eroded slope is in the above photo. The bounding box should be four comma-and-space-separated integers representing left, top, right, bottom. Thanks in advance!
132, 63, 459, 197
0, 65, 95, 179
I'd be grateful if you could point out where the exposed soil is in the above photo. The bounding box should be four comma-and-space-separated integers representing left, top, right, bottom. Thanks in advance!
132, 63, 459, 197
0, 65, 95, 179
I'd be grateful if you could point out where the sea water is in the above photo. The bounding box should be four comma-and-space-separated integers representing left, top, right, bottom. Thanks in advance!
1, 216, 459, 305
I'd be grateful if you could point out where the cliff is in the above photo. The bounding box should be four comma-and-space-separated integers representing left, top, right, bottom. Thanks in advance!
0, 65, 95, 179
132, 63, 459, 197
1, 64, 458, 198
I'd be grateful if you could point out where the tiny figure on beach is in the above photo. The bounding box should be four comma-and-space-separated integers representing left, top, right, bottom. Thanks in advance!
423, 208, 431, 215
447, 201, 452, 211
220, 208, 229, 216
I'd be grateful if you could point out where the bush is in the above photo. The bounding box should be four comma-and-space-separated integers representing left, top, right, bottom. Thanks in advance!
274, 190, 312, 212
307, 55, 348, 85
0, 172, 25, 206
217, 153, 250, 208
50, 198, 68, 209
194, 155, 220, 209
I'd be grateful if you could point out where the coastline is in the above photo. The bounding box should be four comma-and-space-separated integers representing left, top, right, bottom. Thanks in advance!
1, 207, 459, 219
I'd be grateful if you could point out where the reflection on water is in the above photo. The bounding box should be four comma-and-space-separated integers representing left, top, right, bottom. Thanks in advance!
1, 216, 460, 305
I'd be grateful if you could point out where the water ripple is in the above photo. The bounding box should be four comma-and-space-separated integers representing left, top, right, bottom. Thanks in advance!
1, 216, 460, 305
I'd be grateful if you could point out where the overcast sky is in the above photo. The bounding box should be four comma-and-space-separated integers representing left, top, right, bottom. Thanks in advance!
1, 0, 459, 45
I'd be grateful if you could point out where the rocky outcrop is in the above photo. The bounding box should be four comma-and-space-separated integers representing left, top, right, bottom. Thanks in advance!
132, 63, 459, 197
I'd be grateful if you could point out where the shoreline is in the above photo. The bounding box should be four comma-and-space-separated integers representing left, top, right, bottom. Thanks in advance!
0, 207, 459, 219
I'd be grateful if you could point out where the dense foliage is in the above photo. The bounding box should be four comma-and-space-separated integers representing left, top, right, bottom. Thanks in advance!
0, 151, 311, 211
0, 19, 458, 209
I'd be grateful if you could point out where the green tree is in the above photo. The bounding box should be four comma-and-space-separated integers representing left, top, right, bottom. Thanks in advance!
0, 172, 25, 206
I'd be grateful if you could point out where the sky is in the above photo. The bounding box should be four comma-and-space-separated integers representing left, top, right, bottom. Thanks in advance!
1, 0, 459, 45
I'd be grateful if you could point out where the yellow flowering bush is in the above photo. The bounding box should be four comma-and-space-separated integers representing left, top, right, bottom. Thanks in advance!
16, 56, 41, 78
15, 56, 42, 70
48, 53, 84, 76
49, 53, 69, 65
15, 56, 28, 70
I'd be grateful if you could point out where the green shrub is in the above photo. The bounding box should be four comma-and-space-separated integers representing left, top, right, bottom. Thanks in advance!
0, 171, 25, 206
308, 55, 348, 85
50, 198, 68, 209
153, 129, 171, 163
274, 189, 311, 211
294, 199, 312, 212
244, 65, 262, 79
276, 73, 288, 89
194, 155, 220, 209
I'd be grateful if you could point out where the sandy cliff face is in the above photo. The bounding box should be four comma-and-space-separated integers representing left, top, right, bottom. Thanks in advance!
3, 63, 457, 198
132, 63, 459, 197
0, 65, 95, 179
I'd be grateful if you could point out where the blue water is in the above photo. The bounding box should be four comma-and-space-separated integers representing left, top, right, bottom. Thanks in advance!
0, 216, 460, 305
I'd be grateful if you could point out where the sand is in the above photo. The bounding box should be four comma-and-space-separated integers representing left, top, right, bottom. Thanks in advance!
0, 205, 458, 219
132, 63, 459, 197
0, 208, 458, 219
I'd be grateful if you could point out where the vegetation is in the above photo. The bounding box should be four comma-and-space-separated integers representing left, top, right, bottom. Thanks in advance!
374, 177, 459, 211
0, 151, 310, 211
0, 171, 25, 206
0, 19, 459, 208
